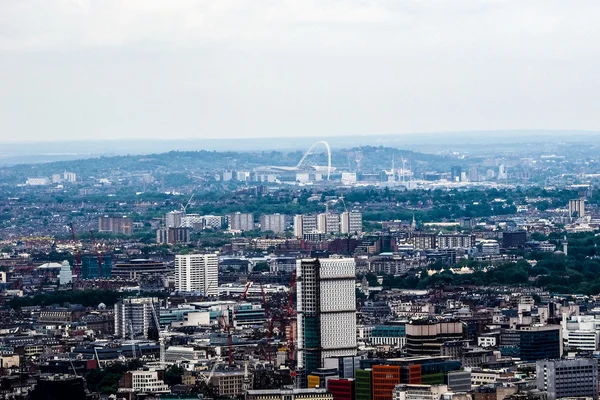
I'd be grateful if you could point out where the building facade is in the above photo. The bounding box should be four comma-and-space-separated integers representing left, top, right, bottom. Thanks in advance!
297, 258, 357, 382
114, 297, 159, 339
340, 212, 363, 235
536, 359, 598, 400
228, 212, 255, 231
260, 214, 287, 234
174, 253, 219, 295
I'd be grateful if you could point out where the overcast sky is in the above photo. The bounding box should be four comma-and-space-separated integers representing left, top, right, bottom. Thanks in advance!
1, 0, 599, 143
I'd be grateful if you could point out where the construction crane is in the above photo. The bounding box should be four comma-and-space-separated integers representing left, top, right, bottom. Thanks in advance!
218, 310, 234, 367
260, 283, 274, 364
198, 357, 223, 385
150, 303, 167, 365
128, 320, 137, 359
68, 223, 82, 283
181, 193, 195, 214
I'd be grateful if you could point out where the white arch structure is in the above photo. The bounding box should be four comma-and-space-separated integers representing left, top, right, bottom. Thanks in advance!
296, 140, 332, 180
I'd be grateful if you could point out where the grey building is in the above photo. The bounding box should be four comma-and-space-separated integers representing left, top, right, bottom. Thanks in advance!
536, 358, 598, 400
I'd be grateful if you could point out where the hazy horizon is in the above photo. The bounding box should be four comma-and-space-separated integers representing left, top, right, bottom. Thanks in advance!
2, 1, 600, 143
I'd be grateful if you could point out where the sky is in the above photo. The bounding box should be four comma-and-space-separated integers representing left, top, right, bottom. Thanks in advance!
1, 0, 599, 143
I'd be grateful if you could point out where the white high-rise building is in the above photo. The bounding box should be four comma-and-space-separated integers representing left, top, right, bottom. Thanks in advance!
294, 215, 318, 238
59, 260, 73, 285
63, 171, 77, 183
175, 254, 218, 296
297, 258, 357, 377
260, 214, 286, 233
114, 297, 159, 339
317, 213, 340, 234
340, 212, 362, 234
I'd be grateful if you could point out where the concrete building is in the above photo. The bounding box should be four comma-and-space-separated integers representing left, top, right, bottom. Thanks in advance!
294, 215, 318, 237
297, 258, 357, 381
98, 216, 133, 235
260, 213, 286, 234
119, 368, 170, 394
58, 261, 73, 285
405, 319, 464, 357
562, 315, 600, 352
166, 210, 184, 228
228, 212, 255, 231
536, 359, 598, 400
568, 198, 586, 219
317, 213, 340, 234
156, 227, 190, 245
340, 212, 363, 235
63, 171, 77, 183
174, 253, 219, 296
114, 297, 159, 339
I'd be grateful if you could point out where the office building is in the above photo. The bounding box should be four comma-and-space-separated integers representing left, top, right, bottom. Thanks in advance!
317, 213, 340, 234
166, 210, 184, 228
119, 368, 170, 394
114, 297, 159, 339
294, 215, 318, 237
355, 369, 372, 400
111, 259, 170, 281
502, 231, 527, 249
98, 215, 133, 235
297, 258, 357, 381
228, 212, 255, 231
340, 212, 363, 235
562, 315, 600, 352
327, 379, 354, 400
536, 359, 598, 400
405, 319, 464, 357
568, 198, 585, 219
499, 325, 561, 361
175, 253, 218, 296
260, 213, 286, 234
372, 365, 401, 400
81, 256, 112, 279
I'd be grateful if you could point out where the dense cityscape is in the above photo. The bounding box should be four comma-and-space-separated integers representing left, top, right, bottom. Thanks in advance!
2, 137, 600, 400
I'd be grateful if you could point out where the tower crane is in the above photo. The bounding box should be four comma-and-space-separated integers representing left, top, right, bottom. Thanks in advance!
181, 193, 195, 214
218, 310, 234, 367
150, 303, 167, 365
260, 283, 274, 364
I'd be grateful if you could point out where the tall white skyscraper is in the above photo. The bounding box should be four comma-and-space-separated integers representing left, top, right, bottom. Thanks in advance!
296, 258, 357, 381
175, 253, 218, 296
